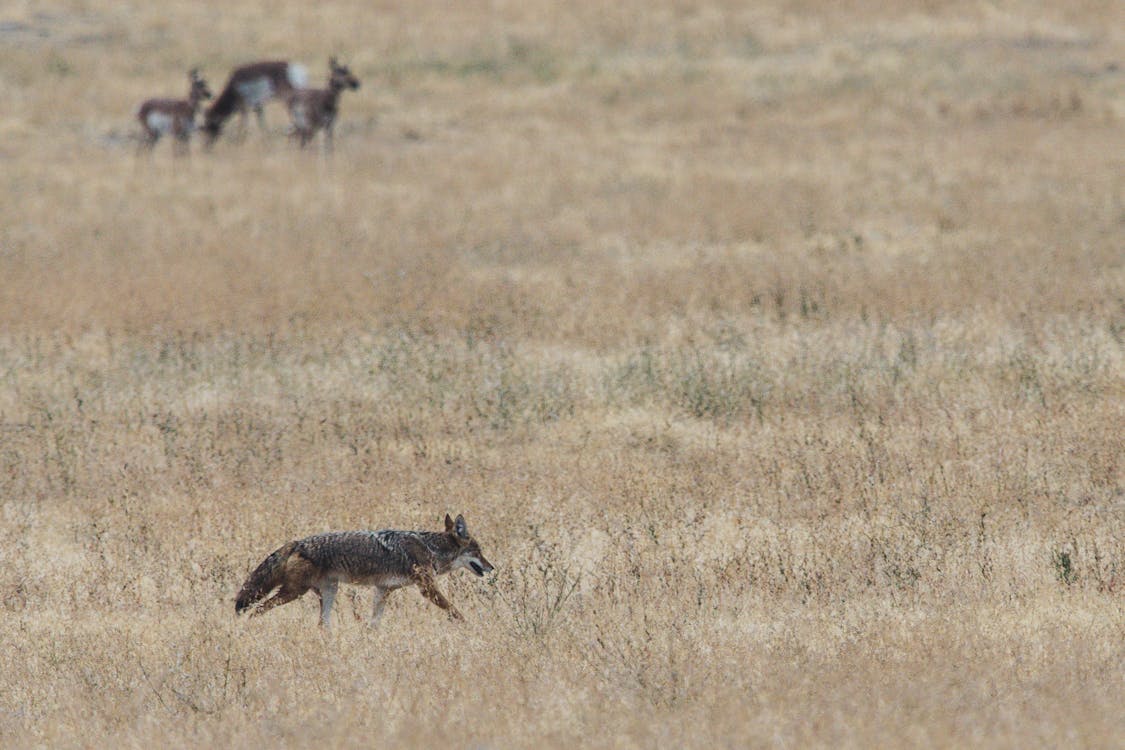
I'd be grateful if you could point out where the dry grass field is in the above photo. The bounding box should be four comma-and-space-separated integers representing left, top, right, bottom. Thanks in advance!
1, 0, 1124, 746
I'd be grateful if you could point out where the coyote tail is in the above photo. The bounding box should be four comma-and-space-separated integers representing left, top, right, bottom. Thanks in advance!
235, 541, 298, 614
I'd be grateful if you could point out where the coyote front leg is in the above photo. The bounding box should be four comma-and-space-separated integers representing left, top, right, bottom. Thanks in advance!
315, 580, 339, 628
251, 583, 308, 617
412, 566, 464, 621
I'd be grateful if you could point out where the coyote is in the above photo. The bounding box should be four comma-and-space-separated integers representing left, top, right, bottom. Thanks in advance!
236, 514, 494, 629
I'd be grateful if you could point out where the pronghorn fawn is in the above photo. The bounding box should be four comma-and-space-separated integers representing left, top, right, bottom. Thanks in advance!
202, 60, 309, 146
136, 69, 212, 156
286, 57, 361, 151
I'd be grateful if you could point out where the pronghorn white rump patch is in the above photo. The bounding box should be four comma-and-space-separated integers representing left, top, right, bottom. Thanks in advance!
287, 63, 309, 88
235, 78, 275, 107
145, 111, 174, 134
289, 101, 311, 130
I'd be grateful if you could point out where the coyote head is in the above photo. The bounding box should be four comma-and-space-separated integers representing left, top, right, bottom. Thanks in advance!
445, 513, 494, 577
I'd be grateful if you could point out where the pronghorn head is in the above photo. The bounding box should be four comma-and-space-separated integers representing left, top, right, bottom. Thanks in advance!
328, 57, 361, 92
188, 68, 213, 104
444, 513, 494, 578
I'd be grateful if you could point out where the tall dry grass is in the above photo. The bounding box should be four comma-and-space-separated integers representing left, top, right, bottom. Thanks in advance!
1, 0, 1123, 746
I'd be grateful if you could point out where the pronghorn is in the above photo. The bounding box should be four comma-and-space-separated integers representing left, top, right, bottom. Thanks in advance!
201, 60, 309, 145
286, 57, 361, 151
136, 69, 212, 155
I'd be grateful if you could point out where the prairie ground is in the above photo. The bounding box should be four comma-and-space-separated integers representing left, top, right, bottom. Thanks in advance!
1, 0, 1123, 746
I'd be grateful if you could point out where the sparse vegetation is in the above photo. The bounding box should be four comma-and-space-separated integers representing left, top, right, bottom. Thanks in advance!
0, 0, 1123, 747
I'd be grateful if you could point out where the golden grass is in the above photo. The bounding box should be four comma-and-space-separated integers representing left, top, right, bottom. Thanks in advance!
1, 0, 1123, 746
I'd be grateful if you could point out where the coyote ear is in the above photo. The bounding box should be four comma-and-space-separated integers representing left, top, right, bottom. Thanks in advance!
445, 514, 455, 534
454, 514, 469, 539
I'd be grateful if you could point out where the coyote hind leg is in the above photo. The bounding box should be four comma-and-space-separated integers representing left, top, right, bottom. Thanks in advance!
369, 586, 390, 628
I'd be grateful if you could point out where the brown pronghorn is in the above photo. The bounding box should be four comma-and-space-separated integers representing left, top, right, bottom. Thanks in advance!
136, 69, 212, 155
286, 58, 361, 151
202, 60, 309, 145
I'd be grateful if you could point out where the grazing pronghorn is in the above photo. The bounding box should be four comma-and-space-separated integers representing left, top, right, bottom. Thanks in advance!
201, 60, 309, 145
136, 69, 212, 155
286, 57, 361, 151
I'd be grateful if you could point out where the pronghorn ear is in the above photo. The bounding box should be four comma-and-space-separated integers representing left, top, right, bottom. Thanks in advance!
454, 514, 469, 540
444, 514, 455, 534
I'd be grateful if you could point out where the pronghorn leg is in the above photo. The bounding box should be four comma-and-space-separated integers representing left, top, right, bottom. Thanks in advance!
235, 107, 249, 143
137, 126, 158, 156
173, 131, 190, 158
254, 104, 267, 135
412, 566, 464, 621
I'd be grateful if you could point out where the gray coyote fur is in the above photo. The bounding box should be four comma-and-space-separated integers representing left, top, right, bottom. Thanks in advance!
236, 514, 494, 628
